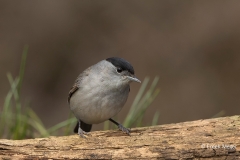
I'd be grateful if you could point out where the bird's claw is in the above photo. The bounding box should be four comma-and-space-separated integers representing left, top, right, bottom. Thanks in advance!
118, 124, 131, 135
78, 128, 89, 138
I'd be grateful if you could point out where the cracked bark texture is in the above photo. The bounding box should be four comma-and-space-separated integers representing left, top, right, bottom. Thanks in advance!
0, 116, 240, 159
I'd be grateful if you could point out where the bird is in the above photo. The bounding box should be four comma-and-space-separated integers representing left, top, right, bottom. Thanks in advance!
68, 57, 141, 138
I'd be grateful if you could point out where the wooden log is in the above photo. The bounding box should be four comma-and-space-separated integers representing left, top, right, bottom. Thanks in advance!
0, 116, 240, 159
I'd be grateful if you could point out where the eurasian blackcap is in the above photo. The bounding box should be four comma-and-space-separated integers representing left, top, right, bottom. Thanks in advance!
68, 57, 141, 137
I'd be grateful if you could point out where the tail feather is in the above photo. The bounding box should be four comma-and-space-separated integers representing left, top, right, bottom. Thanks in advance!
74, 120, 92, 133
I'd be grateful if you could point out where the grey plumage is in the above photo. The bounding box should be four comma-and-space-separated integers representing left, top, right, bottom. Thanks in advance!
68, 57, 140, 137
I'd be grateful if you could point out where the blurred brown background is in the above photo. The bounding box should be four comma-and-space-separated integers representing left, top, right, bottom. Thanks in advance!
1, 1, 240, 131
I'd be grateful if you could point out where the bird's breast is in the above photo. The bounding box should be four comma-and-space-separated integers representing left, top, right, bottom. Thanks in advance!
70, 79, 130, 124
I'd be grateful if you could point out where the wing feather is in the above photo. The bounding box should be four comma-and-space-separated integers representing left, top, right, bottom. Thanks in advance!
68, 83, 79, 104
68, 68, 91, 104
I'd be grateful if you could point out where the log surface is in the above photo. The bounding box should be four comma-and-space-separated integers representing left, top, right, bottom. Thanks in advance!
0, 116, 240, 159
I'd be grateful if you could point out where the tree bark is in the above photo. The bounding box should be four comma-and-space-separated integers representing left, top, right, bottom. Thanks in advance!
0, 116, 240, 159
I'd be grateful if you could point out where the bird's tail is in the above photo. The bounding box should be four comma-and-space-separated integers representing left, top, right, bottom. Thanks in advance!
74, 120, 92, 133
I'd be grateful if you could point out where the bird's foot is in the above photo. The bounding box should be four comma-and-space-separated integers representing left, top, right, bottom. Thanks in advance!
118, 124, 131, 135
78, 128, 89, 138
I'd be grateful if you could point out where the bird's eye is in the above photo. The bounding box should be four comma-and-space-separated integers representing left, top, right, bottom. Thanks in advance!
117, 68, 123, 73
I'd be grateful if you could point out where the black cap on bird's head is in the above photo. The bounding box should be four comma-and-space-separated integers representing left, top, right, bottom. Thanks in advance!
106, 57, 134, 74
106, 57, 141, 83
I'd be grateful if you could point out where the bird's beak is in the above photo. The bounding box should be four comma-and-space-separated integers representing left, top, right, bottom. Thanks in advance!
127, 75, 141, 83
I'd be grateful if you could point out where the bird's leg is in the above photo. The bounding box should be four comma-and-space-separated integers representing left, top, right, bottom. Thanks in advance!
78, 120, 88, 138
109, 118, 130, 135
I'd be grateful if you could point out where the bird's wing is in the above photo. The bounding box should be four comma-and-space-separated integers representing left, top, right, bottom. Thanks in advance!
68, 73, 84, 104
68, 68, 91, 104
68, 83, 79, 104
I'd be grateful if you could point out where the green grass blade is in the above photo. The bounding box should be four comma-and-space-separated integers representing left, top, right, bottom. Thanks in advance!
1, 74, 18, 135
123, 77, 150, 127
28, 120, 49, 137
126, 76, 160, 127
151, 111, 160, 126
64, 113, 75, 135
27, 108, 49, 137
104, 120, 110, 130
139, 88, 160, 121
6, 74, 23, 139
212, 110, 225, 118
18, 45, 28, 94
1, 46, 33, 139
48, 117, 76, 134
135, 88, 160, 127
7, 73, 20, 101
